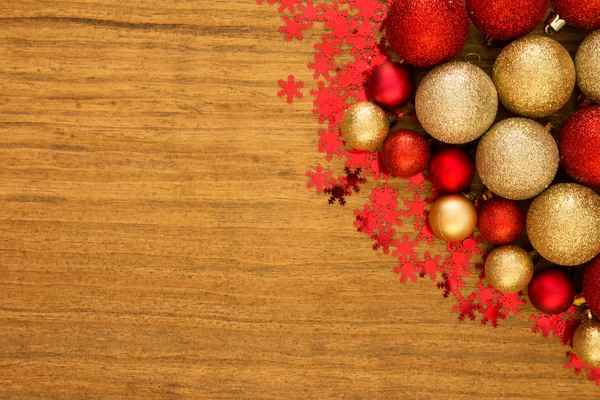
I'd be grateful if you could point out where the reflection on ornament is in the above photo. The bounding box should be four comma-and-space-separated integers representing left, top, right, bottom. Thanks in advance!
366, 62, 415, 110
428, 194, 477, 242
528, 268, 576, 315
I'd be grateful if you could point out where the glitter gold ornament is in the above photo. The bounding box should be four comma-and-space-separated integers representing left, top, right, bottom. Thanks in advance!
476, 118, 559, 200
527, 183, 600, 267
415, 61, 498, 144
428, 194, 477, 242
485, 245, 534, 293
576, 30, 600, 104
341, 102, 389, 151
492, 35, 576, 118
573, 315, 600, 368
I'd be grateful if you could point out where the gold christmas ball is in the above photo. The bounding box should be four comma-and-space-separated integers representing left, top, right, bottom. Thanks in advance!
415, 61, 498, 144
493, 35, 576, 118
573, 319, 600, 368
576, 30, 600, 103
428, 194, 477, 242
527, 183, 600, 266
476, 118, 559, 200
341, 102, 389, 151
485, 245, 534, 293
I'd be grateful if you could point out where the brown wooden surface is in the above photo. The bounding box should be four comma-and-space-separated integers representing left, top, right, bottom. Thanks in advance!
0, 1, 594, 398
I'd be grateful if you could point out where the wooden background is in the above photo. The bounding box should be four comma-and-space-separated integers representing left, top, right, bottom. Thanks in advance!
0, 1, 594, 398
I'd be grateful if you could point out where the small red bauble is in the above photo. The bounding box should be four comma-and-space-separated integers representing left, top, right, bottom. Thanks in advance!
583, 256, 600, 318
558, 106, 600, 189
551, 0, 600, 30
366, 62, 415, 110
528, 268, 577, 315
427, 147, 475, 193
466, 0, 548, 40
381, 129, 430, 178
386, 0, 470, 68
477, 198, 525, 245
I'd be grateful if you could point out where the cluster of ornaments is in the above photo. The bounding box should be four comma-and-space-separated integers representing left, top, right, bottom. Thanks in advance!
341, 0, 600, 369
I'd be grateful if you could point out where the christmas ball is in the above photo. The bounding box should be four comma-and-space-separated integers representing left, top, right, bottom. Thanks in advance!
476, 118, 559, 200
576, 31, 600, 104
573, 319, 600, 368
558, 106, 600, 188
528, 268, 576, 314
341, 102, 389, 151
366, 62, 415, 110
466, 0, 548, 40
428, 148, 475, 193
415, 62, 498, 144
485, 245, 534, 293
477, 198, 525, 245
428, 194, 477, 242
381, 130, 430, 178
527, 183, 600, 267
551, 0, 600, 30
386, 0, 469, 68
583, 256, 600, 319
492, 35, 576, 118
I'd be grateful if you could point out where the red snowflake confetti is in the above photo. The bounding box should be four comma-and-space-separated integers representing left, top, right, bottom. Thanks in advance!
278, 75, 304, 103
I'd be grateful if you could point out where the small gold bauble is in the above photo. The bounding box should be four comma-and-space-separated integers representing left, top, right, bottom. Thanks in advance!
573, 319, 600, 368
485, 245, 534, 293
415, 61, 498, 144
493, 35, 576, 118
476, 118, 559, 200
341, 102, 389, 151
428, 194, 477, 242
527, 183, 600, 266
576, 30, 600, 103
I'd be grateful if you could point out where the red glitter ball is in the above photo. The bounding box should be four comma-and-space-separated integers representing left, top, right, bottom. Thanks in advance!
583, 256, 600, 319
466, 0, 548, 40
386, 0, 470, 68
558, 106, 600, 189
477, 197, 525, 245
428, 147, 475, 193
366, 62, 415, 110
381, 129, 430, 178
528, 268, 577, 315
551, 0, 600, 30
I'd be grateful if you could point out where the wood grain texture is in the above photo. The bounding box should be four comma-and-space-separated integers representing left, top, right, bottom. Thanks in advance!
0, 1, 593, 398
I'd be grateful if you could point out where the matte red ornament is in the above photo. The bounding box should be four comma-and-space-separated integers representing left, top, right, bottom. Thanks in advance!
583, 256, 600, 318
477, 197, 525, 245
386, 0, 470, 68
551, 0, 600, 30
528, 268, 577, 315
366, 62, 415, 110
427, 147, 475, 193
381, 130, 430, 178
466, 0, 548, 40
558, 106, 600, 189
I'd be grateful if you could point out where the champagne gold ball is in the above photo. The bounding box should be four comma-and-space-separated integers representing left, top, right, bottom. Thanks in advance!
493, 35, 576, 118
576, 30, 600, 103
485, 245, 534, 293
527, 183, 600, 266
428, 194, 477, 242
341, 102, 389, 151
476, 118, 559, 200
573, 319, 600, 368
415, 61, 498, 144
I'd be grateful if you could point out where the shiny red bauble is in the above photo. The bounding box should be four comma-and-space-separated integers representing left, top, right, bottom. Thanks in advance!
386, 0, 469, 68
366, 62, 415, 110
551, 0, 600, 30
466, 0, 548, 40
477, 198, 525, 245
381, 130, 430, 178
427, 147, 475, 193
528, 268, 577, 315
583, 256, 600, 318
558, 106, 600, 188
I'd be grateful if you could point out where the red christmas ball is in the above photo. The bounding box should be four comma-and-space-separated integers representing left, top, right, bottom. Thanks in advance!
477, 198, 525, 245
583, 256, 600, 318
366, 62, 415, 110
466, 0, 548, 40
528, 268, 577, 315
558, 106, 600, 189
386, 0, 470, 68
551, 0, 600, 30
427, 147, 475, 193
381, 129, 430, 178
